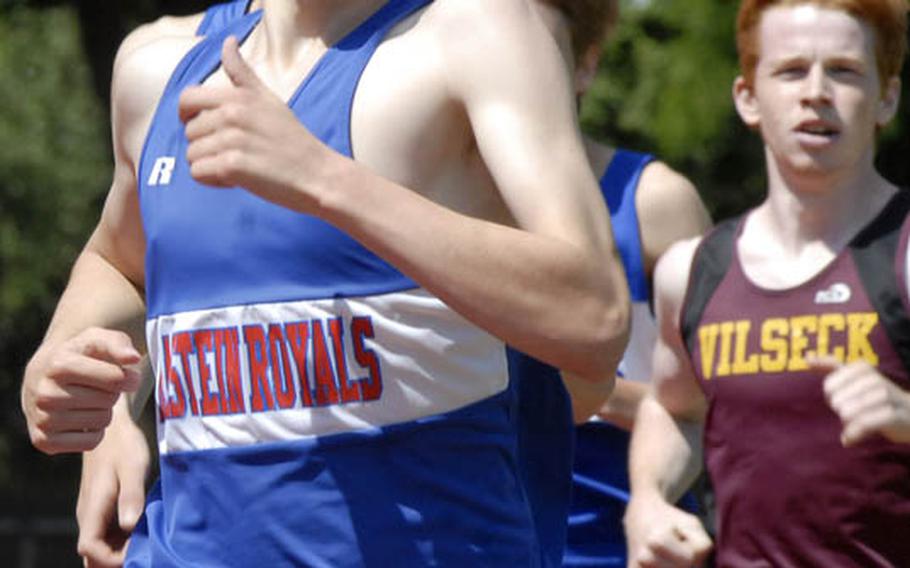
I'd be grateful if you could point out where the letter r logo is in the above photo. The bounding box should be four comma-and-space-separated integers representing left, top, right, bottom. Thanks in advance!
149, 157, 176, 186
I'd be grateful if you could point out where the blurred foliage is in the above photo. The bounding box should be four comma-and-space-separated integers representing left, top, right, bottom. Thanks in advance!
0, 4, 110, 508
582, 0, 762, 219
0, 6, 109, 318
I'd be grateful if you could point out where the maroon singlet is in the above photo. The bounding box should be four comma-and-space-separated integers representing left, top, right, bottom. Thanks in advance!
683, 194, 910, 567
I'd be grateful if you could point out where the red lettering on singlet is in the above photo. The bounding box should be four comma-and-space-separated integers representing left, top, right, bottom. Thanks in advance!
311, 320, 341, 406
157, 315, 385, 424
211, 329, 230, 414
172, 331, 200, 416
352, 317, 383, 401
222, 328, 245, 413
285, 321, 314, 408
244, 325, 276, 412
160, 334, 187, 420
268, 323, 297, 409
194, 329, 222, 416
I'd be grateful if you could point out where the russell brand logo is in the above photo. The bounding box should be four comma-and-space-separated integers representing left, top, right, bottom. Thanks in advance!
148, 156, 176, 187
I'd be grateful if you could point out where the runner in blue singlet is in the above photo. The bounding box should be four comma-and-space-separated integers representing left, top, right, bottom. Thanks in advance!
22, 1, 631, 566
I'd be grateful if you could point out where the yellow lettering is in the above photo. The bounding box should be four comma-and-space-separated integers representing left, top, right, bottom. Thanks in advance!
716, 322, 736, 376
760, 318, 788, 372
816, 313, 845, 362
787, 315, 817, 371
698, 324, 720, 380
701, 312, 879, 380
731, 320, 758, 374
846, 312, 879, 365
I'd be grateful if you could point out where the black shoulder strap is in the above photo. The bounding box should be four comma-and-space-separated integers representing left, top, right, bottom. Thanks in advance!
850, 190, 910, 371
680, 217, 742, 356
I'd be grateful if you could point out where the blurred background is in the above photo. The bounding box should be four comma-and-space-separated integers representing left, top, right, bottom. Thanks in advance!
0, 0, 908, 566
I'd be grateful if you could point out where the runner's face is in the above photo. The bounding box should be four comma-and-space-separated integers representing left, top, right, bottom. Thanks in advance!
735, 5, 896, 178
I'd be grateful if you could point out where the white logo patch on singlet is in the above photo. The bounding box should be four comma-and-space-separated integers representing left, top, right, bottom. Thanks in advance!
148, 156, 176, 187
815, 282, 852, 304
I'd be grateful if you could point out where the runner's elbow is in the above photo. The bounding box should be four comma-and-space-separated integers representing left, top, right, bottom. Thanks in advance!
574, 297, 630, 382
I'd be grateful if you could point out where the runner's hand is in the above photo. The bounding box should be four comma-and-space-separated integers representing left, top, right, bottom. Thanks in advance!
76, 399, 150, 568
22, 327, 141, 454
625, 493, 712, 568
813, 357, 910, 446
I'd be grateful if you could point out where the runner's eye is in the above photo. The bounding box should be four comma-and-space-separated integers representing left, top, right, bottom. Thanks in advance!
829, 64, 861, 77
775, 65, 807, 79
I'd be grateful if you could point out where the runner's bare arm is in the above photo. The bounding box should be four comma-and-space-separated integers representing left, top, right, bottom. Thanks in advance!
624, 238, 712, 567
308, 0, 629, 381
564, 163, 710, 423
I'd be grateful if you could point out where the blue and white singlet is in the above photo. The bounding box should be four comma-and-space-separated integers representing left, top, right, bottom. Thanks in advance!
126, 2, 539, 566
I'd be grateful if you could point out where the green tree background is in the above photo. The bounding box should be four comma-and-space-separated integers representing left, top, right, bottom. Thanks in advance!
0, 0, 908, 565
